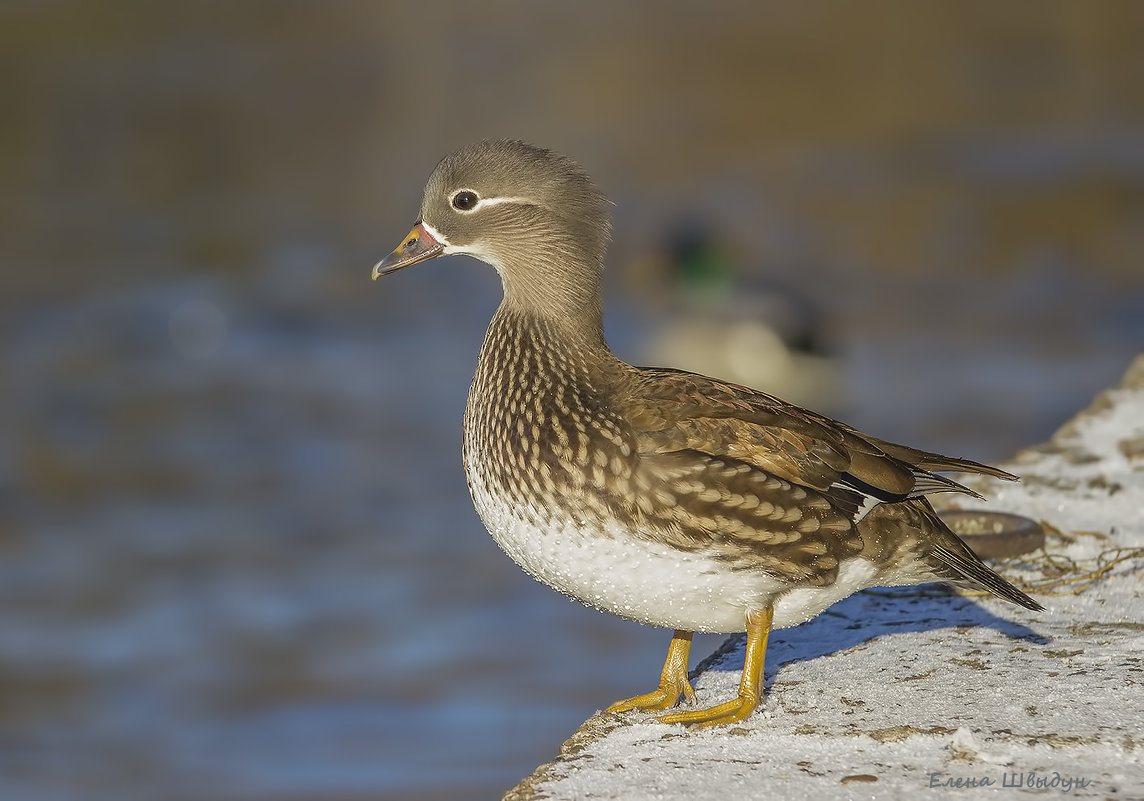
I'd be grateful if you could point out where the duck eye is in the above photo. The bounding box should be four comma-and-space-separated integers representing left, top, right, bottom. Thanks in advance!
452, 191, 479, 211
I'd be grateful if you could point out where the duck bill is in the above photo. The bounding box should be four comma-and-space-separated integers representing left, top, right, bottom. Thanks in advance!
372, 222, 445, 279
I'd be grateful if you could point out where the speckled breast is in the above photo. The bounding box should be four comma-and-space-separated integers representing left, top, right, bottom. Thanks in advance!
462, 310, 757, 631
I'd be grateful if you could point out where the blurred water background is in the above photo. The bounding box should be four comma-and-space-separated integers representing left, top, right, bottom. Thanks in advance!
3, 3, 1144, 799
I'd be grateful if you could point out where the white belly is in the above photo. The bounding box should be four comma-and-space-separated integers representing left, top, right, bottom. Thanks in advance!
465, 455, 880, 633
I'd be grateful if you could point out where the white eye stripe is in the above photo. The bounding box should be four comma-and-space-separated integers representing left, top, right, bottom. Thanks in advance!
474, 195, 532, 208
450, 189, 534, 212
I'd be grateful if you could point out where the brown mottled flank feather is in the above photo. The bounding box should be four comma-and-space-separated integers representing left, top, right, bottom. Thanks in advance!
613, 364, 1041, 610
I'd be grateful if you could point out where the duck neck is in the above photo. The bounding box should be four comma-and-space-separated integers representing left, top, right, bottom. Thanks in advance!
494, 251, 608, 350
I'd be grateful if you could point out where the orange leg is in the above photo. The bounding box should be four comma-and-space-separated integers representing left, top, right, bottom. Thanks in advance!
607, 630, 696, 713
657, 605, 773, 727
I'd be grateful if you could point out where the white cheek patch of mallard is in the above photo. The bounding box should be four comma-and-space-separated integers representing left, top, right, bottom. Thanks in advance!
465, 464, 880, 634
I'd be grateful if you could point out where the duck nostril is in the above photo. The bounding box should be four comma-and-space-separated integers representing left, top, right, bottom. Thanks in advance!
404, 236, 419, 251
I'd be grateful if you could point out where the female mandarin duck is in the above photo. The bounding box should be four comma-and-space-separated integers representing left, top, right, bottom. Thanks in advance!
373, 140, 1041, 727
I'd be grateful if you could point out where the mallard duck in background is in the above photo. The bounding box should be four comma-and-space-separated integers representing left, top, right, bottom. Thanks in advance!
629, 223, 840, 414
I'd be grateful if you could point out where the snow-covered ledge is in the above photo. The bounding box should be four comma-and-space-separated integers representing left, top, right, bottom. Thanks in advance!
505, 355, 1144, 801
